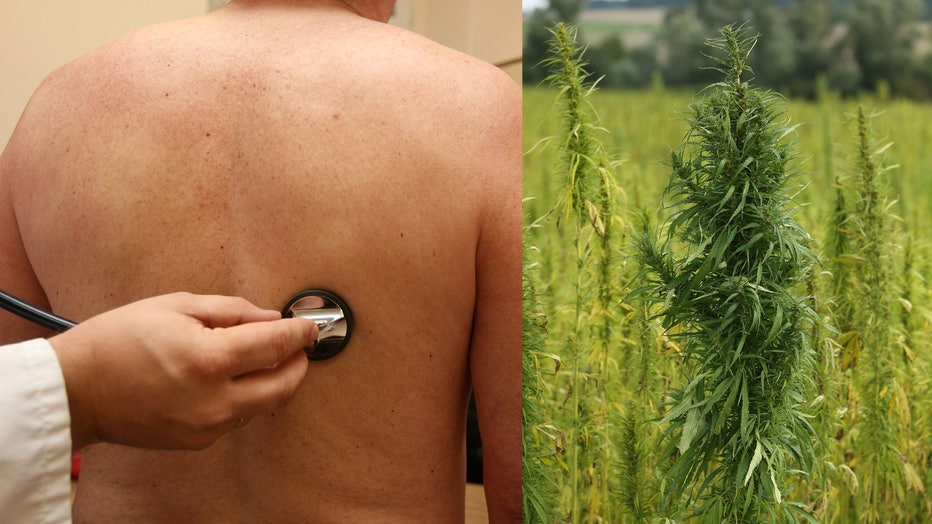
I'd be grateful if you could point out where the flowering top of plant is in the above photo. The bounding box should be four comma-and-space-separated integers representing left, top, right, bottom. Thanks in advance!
637, 24, 818, 523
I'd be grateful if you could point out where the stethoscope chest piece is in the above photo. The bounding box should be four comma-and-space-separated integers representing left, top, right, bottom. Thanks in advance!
282, 289, 353, 361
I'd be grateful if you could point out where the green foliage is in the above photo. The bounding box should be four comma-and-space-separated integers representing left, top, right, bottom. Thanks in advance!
523, 0, 932, 99
542, 23, 614, 232
637, 26, 818, 522
539, 22, 628, 524
522, 231, 561, 524
848, 0, 924, 95
823, 106, 931, 523
615, 400, 657, 523
524, 9, 561, 87
549, 0, 590, 24
786, 0, 834, 99
658, 8, 717, 87
695, 0, 745, 31
523, 24, 932, 524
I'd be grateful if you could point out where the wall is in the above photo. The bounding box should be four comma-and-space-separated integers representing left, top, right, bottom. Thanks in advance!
0, 1, 205, 148
0, 1, 521, 149
397, 0, 522, 83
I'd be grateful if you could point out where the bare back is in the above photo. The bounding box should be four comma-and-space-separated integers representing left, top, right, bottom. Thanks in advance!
0, 3, 520, 522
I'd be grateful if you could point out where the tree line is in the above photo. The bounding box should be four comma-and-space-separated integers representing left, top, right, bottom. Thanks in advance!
524, 0, 932, 99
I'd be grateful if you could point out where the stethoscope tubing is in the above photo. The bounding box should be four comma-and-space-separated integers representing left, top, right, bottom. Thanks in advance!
0, 289, 76, 333
0, 288, 353, 360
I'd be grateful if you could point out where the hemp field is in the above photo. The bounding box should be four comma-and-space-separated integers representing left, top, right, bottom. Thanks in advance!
522, 82, 932, 522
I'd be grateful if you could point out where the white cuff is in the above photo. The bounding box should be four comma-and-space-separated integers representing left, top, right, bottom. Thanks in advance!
0, 338, 73, 523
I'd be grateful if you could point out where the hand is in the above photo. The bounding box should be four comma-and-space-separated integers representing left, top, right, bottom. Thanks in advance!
48, 292, 317, 451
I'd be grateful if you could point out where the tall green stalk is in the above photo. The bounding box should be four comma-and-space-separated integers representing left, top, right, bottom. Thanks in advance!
833, 106, 915, 523
851, 106, 899, 524
522, 227, 560, 524
616, 211, 666, 523
637, 25, 817, 522
542, 22, 622, 523
822, 129, 860, 524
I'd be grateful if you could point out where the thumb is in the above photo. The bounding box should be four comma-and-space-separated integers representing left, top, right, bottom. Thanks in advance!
214, 317, 318, 377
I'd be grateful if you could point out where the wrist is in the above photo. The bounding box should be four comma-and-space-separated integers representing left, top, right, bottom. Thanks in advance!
48, 331, 100, 451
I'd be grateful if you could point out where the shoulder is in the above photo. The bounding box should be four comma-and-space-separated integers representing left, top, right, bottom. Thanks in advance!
27, 17, 199, 106
388, 25, 520, 115
17, 30, 155, 130
377, 26, 520, 160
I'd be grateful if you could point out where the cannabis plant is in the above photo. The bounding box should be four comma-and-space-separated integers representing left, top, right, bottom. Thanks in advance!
522, 229, 560, 524
827, 106, 926, 523
541, 22, 624, 523
636, 25, 817, 522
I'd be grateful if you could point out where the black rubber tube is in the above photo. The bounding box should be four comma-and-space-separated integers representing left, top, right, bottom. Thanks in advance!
0, 289, 76, 333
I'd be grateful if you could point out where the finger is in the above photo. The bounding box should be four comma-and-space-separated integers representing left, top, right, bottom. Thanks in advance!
228, 347, 309, 418
215, 317, 317, 376
174, 293, 283, 328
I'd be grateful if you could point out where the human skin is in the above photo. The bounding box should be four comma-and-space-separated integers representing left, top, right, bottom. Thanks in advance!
48, 292, 317, 451
0, 0, 521, 522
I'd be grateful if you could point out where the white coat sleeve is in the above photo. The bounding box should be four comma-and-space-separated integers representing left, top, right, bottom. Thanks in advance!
0, 338, 73, 524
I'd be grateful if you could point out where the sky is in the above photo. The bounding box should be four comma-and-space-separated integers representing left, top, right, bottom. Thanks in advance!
522, 0, 548, 12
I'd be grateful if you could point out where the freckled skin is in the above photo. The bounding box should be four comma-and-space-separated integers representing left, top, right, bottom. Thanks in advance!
0, 1, 521, 522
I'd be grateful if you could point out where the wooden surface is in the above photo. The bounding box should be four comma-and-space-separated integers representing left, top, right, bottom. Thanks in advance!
465, 483, 489, 523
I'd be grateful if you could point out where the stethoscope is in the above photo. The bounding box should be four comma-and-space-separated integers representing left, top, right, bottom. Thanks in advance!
0, 288, 353, 360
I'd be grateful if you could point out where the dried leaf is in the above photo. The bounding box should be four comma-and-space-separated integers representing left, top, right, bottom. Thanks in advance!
743, 440, 763, 486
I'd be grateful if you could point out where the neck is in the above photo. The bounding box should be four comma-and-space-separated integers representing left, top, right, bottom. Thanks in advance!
225, 0, 394, 23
